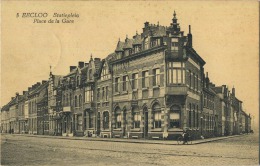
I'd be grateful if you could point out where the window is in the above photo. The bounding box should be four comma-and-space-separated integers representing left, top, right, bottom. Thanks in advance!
103, 112, 109, 130
189, 103, 192, 127
102, 87, 105, 99
153, 68, 160, 86
169, 105, 181, 128
133, 112, 141, 128
70, 93, 72, 105
132, 73, 138, 89
193, 73, 196, 90
142, 71, 149, 88
122, 75, 128, 91
115, 77, 119, 92
89, 69, 93, 80
189, 71, 192, 87
116, 114, 122, 128
85, 86, 93, 103
144, 38, 149, 50
168, 62, 185, 84
171, 38, 178, 51
196, 105, 199, 128
101, 63, 110, 80
105, 86, 108, 101
97, 88, 100, 101
89, 112, 94, 128
74, 96, 77, 107
152, 103, 161, 128
83, 111, 87, 129
154, 112, 161, 128
193, 105, 196, 127
76, 76, 80, 87
66, 94, 69, 106
79, 95, 82, 107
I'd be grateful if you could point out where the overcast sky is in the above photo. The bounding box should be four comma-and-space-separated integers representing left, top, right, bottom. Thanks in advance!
2, 1, 258, 128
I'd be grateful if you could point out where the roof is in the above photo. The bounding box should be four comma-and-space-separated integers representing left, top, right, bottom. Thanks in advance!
123, 38, 134, 49
115, 41, 125, 52
152, 26, 167, 37
133, 34, 142, 45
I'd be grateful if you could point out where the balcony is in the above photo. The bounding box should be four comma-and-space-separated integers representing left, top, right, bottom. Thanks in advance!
166, 86, 188, 95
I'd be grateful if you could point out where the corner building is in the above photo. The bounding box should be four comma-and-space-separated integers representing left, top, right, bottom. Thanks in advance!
109, 12, 205, 139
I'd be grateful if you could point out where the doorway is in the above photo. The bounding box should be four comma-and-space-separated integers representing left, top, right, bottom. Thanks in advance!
143, 108, 148, 138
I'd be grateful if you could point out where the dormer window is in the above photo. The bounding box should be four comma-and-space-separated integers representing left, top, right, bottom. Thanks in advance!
134, 45, 141, 53
144, 38, 149, 50
117, 52, 122, 59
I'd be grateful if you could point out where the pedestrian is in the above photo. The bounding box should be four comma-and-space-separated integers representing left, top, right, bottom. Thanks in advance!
182, 130, 189, 144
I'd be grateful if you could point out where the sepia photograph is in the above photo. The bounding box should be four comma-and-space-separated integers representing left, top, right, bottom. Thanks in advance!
1, 1, 259, 165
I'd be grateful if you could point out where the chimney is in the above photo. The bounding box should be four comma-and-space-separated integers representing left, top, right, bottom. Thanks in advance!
42, 80, 47, 84
37, 82, 41, 86
187, 25, 192, 47
28, 87, 32, 91
15, 92, 19, 96
94, 58, 101, 62
70, 66, 77, 72
78, 61, 85, 68
11, 97, 15, 100
23, 91, 27, 95
144, 21, 149, 28
232, 87, 235, 96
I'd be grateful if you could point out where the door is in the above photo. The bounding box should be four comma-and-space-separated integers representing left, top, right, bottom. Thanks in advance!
123, 111, 127, 137
144, 109, 148, 138
97, 112, 101, 136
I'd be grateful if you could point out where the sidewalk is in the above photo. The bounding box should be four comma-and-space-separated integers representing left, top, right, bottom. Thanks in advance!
2, 133, 244, 145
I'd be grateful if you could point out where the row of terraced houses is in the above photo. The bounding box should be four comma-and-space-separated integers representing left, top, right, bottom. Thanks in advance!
1, 12, 252, 140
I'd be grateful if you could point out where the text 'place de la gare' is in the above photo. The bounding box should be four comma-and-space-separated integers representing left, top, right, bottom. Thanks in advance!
1, 12, 252, 140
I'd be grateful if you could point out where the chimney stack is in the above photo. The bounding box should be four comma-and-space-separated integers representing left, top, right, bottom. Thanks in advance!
70, 66, 77, 72
187, 25, 193, 47
78, 61, 85, 68
232, 87, 235, 96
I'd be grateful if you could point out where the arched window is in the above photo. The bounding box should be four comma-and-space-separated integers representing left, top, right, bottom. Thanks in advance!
132, 107, 140, 129
169, 105, 181, 128
103, 111, 109, 130
152, 103, 161, 128
74, 96, 77, 107
66, 94, 69, 106
79, 95, 82, 107
115, 107, 122, 129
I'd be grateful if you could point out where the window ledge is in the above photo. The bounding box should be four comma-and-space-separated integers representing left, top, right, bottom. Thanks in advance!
153, 85, 160, 89
151, 128, 162, 132
142, 87, 149, 91
131, 128, 141, 132
121, 91, 128, 95
114, 92, 120, 96
113, 129, 122, 131
132, 89, 138, 92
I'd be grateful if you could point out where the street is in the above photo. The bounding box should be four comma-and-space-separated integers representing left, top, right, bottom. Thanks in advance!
1, 134, 258, 166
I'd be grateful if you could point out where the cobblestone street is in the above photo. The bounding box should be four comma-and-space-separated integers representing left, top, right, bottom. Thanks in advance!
1, 134, 258, 166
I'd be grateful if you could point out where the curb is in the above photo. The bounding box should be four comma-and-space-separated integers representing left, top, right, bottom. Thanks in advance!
1, 133, 246, 145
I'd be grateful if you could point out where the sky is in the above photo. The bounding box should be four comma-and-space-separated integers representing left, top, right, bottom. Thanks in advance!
1, 1, 259, 129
